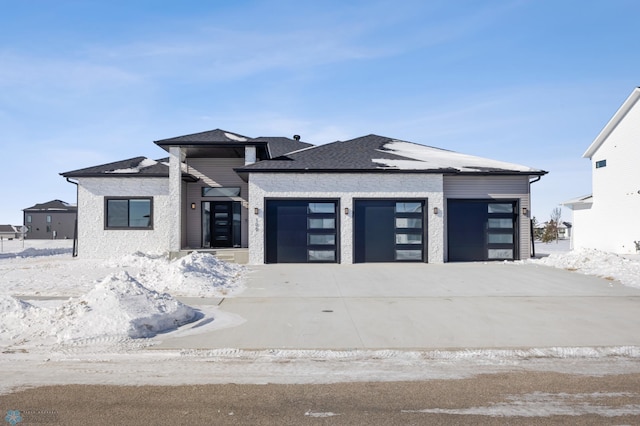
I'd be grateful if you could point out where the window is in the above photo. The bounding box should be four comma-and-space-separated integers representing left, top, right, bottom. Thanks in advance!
595, 159, 607, 168
46, 215, 52, 223
202, 187, 241, 197
105, 198, 153, 229
26, 215, 32, 223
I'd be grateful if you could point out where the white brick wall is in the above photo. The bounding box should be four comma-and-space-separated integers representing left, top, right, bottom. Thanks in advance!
248, 173, 444, 264
76, 177, 171, 258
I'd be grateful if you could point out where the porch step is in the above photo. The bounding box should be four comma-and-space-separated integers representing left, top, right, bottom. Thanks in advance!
170, 248, 248, 264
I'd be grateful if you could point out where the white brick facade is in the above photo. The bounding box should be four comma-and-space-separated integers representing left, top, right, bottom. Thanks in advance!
76, 177, 171, 258
248, 173, 444, 264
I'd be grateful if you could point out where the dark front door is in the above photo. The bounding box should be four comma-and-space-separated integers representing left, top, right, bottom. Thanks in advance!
211, 201, 233, 248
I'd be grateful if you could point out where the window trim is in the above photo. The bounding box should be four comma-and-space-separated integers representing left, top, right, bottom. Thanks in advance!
104, 197, 154, 230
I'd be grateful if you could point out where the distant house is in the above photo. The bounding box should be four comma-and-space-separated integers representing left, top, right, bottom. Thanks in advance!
563, 87, 640, 254
0, 225, 20, 240
61, 129, 547, 263
23, 200, 77, 239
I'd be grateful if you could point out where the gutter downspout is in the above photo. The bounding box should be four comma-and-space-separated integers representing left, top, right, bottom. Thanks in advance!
528, 175, 543, 258
65, 178, 79, 257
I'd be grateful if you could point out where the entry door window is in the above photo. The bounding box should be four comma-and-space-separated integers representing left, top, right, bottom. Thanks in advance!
202, 201, 241, 248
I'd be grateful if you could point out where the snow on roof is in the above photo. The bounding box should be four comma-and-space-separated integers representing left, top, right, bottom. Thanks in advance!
106, 158, 158, 174
562, 194, 593, 208
224, 132, 248, 142
373, 140, 539, 173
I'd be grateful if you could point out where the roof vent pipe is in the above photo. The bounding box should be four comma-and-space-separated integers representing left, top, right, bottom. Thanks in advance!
293, 135, 301, 141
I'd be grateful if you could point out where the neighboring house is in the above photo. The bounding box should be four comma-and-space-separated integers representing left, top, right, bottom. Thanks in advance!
0, 225, 21, 240
23, 200, 77, 239
563, 87, 640, 254
61, 129, 547, 263
533, 221, 572, 240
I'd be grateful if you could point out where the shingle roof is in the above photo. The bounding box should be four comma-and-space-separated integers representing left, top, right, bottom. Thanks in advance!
254, 136, 314, 158
0, 225, 18, 233
60, 157, 172, 178
154, 129, 313, 159
236, 134, 547, 175
23, 200, 77, 212
154, 129, 254, 145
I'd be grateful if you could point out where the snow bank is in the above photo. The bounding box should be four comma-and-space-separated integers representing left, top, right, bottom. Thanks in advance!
529, 248, 640, 288
112, 251, 245, 297
1, 273, 198, 345
53, 272, 197, 342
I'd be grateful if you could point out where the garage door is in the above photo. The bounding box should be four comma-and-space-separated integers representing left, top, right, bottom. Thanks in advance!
447, 200, 517, 262
265, 200, 338, 263
354, 200, 426, 263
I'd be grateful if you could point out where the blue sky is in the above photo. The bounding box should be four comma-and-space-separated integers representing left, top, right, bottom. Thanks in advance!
1, 0, 639, 225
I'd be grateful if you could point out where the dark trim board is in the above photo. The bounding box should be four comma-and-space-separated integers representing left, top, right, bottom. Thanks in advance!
446, 199, 520, 262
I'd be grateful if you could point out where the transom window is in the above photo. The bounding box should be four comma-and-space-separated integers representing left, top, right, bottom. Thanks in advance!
202, 187, 241, 197
105, 198, 153, 229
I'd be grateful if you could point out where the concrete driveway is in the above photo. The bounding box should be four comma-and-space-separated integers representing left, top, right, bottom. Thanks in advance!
158, 262, 640, 350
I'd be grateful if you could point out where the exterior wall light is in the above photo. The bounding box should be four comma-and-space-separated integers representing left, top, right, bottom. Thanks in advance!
344, 207, 349, 215
433, 207, 439, 215
254, 207, 259, 215
190, 203, 196, 210
522, 207, 528, 215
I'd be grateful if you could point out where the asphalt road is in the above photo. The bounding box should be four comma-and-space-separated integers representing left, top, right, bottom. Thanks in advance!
2, 372, 639, 425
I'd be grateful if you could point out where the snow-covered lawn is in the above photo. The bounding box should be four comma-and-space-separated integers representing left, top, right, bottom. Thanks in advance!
0, 240, 245, 348
528, 239, 640, 289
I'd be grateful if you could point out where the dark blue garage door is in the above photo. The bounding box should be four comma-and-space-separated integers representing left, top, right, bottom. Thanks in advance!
447, 199, 518, 261
354, 200, 426, 263
265, 200, 338, 263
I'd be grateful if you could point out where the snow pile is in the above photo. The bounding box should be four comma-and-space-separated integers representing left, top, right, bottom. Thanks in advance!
0, 272, 198, 345
113, 252, 245, 297
0, 296, 41, 340
106, 158, 158, 174
53, 272, 197, 342
530, 248, 640, 288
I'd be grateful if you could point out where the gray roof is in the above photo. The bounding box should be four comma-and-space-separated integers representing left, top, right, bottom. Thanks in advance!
0, 225, 18, 233
154, 129, 312, 159
23, 200, 77, 212
236, 134, 547, 175
155, 129, 254, 145
61, 157, 174, 179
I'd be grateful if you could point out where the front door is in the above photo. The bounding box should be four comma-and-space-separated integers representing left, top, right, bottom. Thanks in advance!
210, 201, 233, 248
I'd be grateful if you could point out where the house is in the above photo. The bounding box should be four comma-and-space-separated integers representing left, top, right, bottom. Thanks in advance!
0, 225, 21, 240
61, 129, 547, 263
563, 87, 640, 254
23, 200, 77, 239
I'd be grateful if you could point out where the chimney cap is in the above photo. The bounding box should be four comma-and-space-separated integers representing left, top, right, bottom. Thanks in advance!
293, 134, 301, 141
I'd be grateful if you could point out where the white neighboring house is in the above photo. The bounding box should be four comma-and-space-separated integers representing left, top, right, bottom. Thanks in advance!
563, 87, 640, 254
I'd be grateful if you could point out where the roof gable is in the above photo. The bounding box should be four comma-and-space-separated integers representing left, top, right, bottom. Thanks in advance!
583, 87, 640, 159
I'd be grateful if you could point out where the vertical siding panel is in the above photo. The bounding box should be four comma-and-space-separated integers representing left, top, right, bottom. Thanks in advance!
444, 175, 531, 260
184, 158, 248, 248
